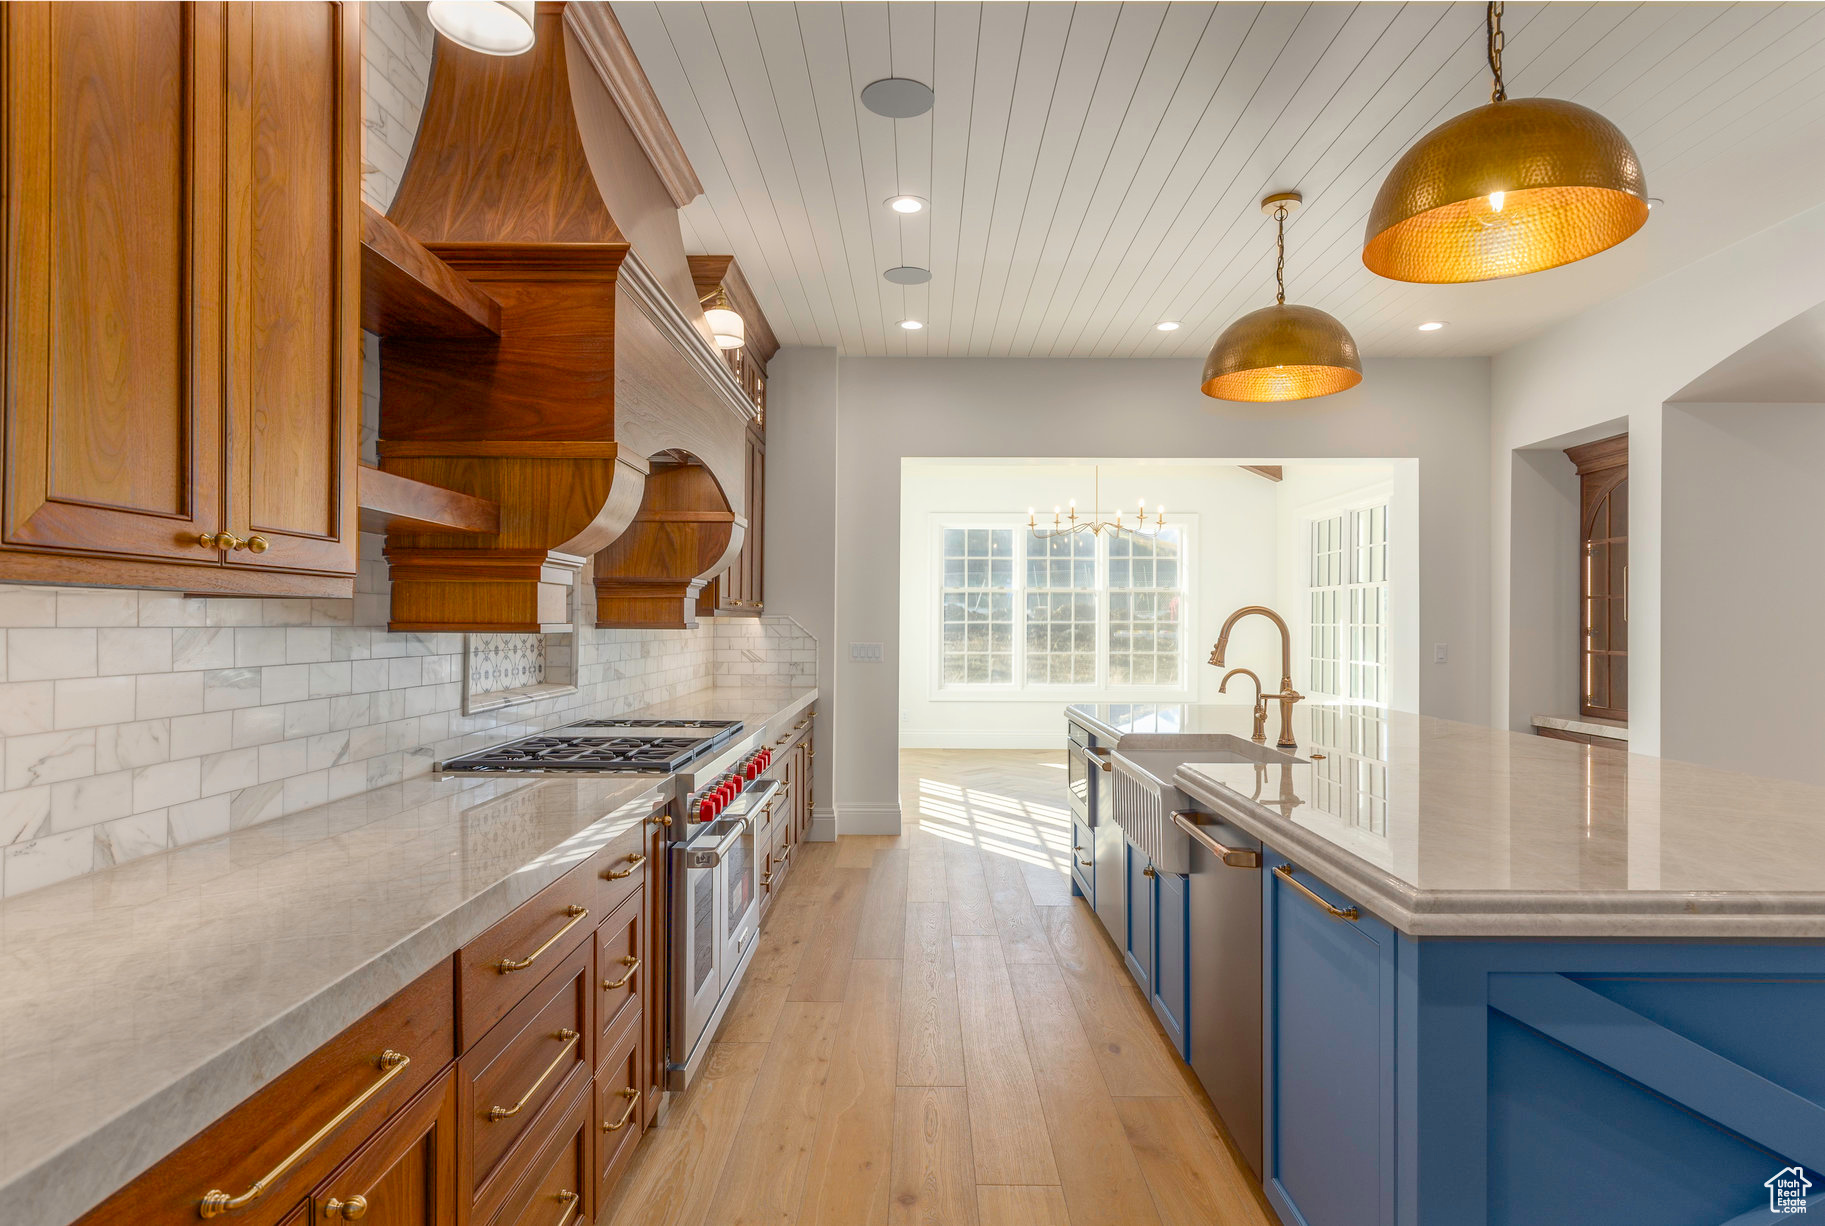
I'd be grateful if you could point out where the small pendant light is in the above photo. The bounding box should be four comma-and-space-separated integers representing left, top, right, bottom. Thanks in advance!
426, 1, 535, 57
704, 288, 745, 351
1201, 193, 1362, 403
1362, 2, 1647, 283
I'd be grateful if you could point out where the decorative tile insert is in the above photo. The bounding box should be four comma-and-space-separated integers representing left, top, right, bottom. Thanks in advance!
468, 634, 548, 695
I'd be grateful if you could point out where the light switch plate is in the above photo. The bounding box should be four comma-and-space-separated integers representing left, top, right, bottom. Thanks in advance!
1433, 643, 1448, 663
850, 642, 884, 662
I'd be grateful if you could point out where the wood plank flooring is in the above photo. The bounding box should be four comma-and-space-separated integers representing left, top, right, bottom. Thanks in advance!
602, 749, 1271, 1226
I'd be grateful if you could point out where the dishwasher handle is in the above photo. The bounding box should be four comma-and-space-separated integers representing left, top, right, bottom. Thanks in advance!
1170, 810, 1261, 869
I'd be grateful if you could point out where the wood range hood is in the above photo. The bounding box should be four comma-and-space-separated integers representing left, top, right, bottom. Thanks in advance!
366, 2, 754, 632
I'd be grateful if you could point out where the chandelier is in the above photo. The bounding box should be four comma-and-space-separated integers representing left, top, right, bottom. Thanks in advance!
1027, 466, 1166, 540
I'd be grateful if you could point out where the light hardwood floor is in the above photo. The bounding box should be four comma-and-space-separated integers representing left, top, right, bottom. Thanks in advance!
601, 749, 1272, 1226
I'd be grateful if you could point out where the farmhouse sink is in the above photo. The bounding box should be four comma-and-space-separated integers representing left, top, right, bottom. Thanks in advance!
1108, 736, 1304, 873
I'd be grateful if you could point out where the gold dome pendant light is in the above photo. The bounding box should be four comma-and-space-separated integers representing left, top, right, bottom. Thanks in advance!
1362, 2, 1647, 283
1201, 193, 1363, 402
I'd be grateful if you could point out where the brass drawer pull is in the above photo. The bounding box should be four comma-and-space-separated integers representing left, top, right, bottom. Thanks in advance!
198, 1050, 410, 1218
603, 955, 640, 990
1274, 864, 1360, 922
323, 1194, 368, 1220
1072, 844, 1093, 869
1170, 810, 1261, 869
602, 1087, 639, 1132
552, 1191, 581, 1226
604, 853, 646, 880
497, 905, 588, 973
487, 1029, 580, 1121
1142, 864, 1157, 879
1085, 746, 1113, 772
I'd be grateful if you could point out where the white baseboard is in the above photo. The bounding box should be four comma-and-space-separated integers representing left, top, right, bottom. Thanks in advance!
836, 802, 903, 836
809, 807, 837, 843
898, 730, 1066, 750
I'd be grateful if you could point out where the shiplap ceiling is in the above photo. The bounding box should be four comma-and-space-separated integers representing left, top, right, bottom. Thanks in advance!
610, 2, 1825, 358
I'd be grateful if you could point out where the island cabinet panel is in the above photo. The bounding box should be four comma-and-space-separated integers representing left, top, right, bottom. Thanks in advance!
1261, 850, 1396, 1226
1123, 842, 1154, 999
1150, 867, 1190, 1060
69, 961, 455, 1226
1409, 941, 1825, 1226
1, 0, 359, 595
592, 1001, 647, 1208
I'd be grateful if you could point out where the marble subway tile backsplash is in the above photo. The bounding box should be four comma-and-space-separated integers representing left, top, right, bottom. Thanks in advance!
0, 570, 815, 899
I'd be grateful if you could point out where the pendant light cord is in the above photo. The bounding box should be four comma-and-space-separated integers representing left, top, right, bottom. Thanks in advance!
1274, 205, 1288, 305
1487, 1, 1507, 102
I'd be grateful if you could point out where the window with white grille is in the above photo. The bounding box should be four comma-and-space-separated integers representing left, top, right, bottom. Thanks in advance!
1308, 505, 1388, 704
937, 522, 1188, 693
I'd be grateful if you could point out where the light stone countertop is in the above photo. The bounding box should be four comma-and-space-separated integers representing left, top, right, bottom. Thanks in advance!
0, 685, 817, 1226
1068, 701, 1825, 940
1530, 712, 1630, 740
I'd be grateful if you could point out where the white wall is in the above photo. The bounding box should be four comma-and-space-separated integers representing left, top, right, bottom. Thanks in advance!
774, 354, 1490, 833
1661, 403, 1825, 784
764, 349, 841, 838
897, 461, 1281, 748
1490, 204, 1825, 752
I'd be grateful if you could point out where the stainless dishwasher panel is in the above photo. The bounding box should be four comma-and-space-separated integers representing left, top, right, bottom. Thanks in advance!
1178, 807, 1263, 1181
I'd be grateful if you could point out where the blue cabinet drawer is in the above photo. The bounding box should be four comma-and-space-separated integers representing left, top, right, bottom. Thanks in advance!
1262, 849, 1396, 1226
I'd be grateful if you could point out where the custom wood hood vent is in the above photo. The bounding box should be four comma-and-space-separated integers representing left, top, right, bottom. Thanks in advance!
366, 2, 756, 632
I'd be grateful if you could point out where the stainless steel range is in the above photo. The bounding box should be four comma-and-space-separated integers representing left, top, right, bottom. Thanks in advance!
437, 713, 788, 1092
436, 718, 742, 773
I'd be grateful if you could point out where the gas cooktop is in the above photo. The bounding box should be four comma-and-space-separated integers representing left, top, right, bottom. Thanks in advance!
437, 718, 742, 774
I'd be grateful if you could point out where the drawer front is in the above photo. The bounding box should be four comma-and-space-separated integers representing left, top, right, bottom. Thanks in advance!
1071, 818, 1094, 903
595, 888, 643, 1046
460, 825, 641, 1046
494, 1081, 591, 1226
73, 962, 455, 1226
593, 1005, 645, 1204
593, 823, 649, 921
309, 1065, 459, 1225
464, 940, 592, 1222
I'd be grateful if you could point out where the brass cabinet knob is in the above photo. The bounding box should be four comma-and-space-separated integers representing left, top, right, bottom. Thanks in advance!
1142, 865, 1157, 878
198, 532, 242, 551
324, 1195, 368, 1220
245, 535, 270, 554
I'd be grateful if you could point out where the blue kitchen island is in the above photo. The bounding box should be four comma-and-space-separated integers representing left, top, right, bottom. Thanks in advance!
1068, 701, 1825, 1226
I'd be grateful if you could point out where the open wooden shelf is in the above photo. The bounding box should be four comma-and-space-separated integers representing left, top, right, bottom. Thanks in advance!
357, 464, 500, 536
360, 203, 502, 339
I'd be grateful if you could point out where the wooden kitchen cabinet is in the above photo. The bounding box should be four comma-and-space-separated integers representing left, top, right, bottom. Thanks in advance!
310, 1068, 460, 1226
0, 0, 360, 595
701, 422, 766, 617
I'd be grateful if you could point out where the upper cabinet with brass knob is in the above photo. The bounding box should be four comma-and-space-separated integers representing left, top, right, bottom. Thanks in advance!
0, 1, 360, 596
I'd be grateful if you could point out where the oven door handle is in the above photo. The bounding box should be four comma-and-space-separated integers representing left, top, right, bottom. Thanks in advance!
680, 815, 751, 867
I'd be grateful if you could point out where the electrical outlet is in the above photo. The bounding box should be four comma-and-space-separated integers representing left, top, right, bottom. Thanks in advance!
1433, 643, 1448, 663
850, 642, 884, 663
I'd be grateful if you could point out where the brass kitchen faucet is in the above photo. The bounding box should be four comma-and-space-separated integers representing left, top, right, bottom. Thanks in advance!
1209, 606, 1303, 750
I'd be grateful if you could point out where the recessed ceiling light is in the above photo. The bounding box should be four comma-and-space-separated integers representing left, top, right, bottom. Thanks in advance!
887, 195, 927, 215
1417, 321, 1447, 332
898, 319, 925, 331
861, 78, 934, 118
1646, 197, 1664, 209
884, 265, 932, 285
1155, 321, 1181, 332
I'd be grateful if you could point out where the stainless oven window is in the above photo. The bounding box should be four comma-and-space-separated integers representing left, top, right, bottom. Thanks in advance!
692, 871, 716, 992
726, 825, 755, 938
